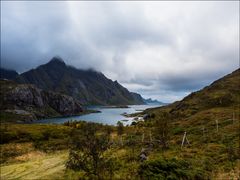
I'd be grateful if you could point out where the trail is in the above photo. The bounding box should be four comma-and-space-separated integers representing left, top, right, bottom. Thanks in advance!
0, 151, 67, 180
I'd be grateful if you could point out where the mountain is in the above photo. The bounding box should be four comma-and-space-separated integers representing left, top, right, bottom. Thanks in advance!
0, 79, 83, 122
143, 98, 166, 105
16, 57, 145, 105
0, 68, 19, 80
142, 68, 240, 119
131, 92, 145, 104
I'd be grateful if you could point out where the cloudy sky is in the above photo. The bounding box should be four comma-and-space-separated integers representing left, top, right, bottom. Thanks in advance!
1, 1, 239, 102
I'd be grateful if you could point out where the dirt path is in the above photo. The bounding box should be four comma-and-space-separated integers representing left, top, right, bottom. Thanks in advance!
0, 151, 68, 180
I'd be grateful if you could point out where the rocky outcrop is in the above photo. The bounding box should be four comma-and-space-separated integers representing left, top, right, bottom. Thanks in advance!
0, 80, 83, 121
42, 91, 82, 115
7, 85, 44, 107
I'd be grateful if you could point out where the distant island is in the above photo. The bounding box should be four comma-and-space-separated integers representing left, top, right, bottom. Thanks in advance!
143, 98, 167, 105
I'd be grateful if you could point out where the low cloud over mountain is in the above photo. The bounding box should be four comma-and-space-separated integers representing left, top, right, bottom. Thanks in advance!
1, 1, 239, 102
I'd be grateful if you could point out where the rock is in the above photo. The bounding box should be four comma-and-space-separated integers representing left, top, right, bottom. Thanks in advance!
5, 109, 31, 115
140, 153, 147, 162
7, 85, 44, 107
0, 80, 83, 120
46, 91, 82, 115
143, 114, 150, 120
140, 148, 148, 162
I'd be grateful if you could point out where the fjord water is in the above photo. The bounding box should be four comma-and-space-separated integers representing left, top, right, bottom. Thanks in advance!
35, 104, 161, 125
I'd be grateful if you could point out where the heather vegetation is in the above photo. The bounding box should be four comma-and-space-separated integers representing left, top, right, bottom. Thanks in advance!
0, 69, 239, 179
1, 112, 239, 179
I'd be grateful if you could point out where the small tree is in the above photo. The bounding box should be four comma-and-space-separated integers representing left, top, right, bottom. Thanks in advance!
117, 121, 124, 136
66, 123, 112, 178
105, 125, 113, 136
154, 112, 170, 150
117, 121, 124, 146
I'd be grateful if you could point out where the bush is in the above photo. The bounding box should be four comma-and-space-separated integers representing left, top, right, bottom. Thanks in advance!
0, 130, 17, 144
117, 121, 124, 135
154, 112, 170, 150
33, 139, 68, 152
0, 143, 33, 163
138, 158, 206, 180
150, 113, 156, 118
172, 127, 184, 135
66, 123, 116, 179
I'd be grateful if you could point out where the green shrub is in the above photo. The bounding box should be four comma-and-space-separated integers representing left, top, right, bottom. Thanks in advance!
172, 127, 184, 135
0, 130, 17, 144
138, 158, 206, 180
33, 139, 68, 152
66, 123, 115, 179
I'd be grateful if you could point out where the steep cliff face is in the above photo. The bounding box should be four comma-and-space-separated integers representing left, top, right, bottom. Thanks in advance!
42, 91, 82, 115
16, 57, 145, 105
0, 80, 83, 121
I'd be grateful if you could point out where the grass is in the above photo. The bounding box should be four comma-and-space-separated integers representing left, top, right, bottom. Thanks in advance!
0, 119, 239, 179
0, 123, 71, 143
1, 151, 67, 180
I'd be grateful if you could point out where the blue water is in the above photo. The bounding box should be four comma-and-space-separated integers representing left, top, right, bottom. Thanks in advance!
34, 104, 161, 125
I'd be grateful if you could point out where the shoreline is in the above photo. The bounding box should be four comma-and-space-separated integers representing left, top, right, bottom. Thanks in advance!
19, 109, 101, 124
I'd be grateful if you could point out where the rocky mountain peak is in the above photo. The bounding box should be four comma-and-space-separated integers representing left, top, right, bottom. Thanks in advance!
47, 56, 66, 67
16, 57, 145, 105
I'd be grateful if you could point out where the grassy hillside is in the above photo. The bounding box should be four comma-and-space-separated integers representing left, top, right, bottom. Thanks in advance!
132, 69, 240, 178
1, 69, 239, 179
1, 118, 239, 179
143, 68, 239, 118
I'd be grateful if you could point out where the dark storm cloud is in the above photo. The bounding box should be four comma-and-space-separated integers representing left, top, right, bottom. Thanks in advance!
1, 1, 239, 102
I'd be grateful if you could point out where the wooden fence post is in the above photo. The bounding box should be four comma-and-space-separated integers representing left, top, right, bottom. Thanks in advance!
181, 131, 190, 149
181, 132, 186, 149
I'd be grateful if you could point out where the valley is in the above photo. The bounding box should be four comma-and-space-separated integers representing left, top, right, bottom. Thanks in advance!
0, 68, 239, 179
1, 1, 239, 179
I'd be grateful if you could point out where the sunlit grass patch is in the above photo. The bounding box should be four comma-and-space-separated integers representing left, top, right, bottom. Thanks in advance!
0, 151, 68, 180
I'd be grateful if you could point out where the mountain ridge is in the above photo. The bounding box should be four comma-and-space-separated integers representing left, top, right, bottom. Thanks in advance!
15, 57, 145, 105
